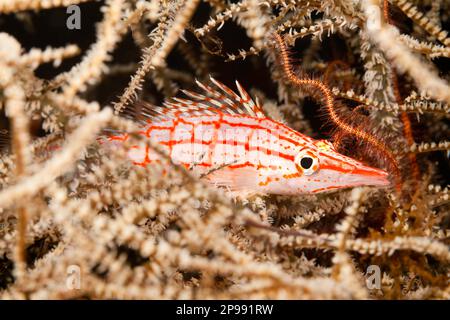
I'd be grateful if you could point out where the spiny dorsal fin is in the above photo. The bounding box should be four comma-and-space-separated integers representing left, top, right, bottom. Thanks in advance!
178, 76, 266, 118
126, 77, 266, 122
101, 101, 159, 139
121, 100, 160, 125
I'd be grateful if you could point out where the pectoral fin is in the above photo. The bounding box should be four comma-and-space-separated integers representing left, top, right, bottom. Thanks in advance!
203, 166, 260, 196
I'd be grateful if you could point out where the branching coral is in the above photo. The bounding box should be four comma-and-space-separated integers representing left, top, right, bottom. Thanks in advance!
0, 0, 448, 299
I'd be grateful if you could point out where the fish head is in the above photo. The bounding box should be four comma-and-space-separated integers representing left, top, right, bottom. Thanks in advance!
281, 139, 391, 194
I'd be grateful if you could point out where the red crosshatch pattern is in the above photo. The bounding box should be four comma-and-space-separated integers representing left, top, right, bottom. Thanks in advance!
107, 78, 391, 196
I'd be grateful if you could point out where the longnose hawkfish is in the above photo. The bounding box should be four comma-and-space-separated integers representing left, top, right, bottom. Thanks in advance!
107, 77, 391, 197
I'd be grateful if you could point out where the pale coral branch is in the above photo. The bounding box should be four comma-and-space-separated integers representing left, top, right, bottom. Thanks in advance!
399, 34, 450, 59
277, 230, 450, 262
331, 188, 368, 299
0, 32, 32, 282
48, 93, 100, 114
113, 5, 172, 114
362, 1, 450, 105
0, 0, 94, 14
194, 0, 305, 38
62, 0, 125, 106
0, 108, 112, 210
20, 45, 80, 70
7, 86, 30, 281
150, 0, 200, 68
335, 188, 366, 252
427, 185, 450, 208
332, 87, 450, 115
409, 141, 450, 154
284, 16, 357, 45
390, 0, 450, 47
194, 0, 251, 37
236, 0, 269, 50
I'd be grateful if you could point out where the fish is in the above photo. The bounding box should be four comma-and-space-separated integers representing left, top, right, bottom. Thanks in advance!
106, 77, 391, 197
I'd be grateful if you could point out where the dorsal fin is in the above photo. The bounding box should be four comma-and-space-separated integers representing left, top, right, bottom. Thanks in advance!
121, 100, 160, 125
121, 77, 267, 123
163, 76, 266, 118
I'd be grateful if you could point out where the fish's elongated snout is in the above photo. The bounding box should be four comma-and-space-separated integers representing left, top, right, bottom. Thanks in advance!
319, 152, 392, 190
339, 163, 391, 188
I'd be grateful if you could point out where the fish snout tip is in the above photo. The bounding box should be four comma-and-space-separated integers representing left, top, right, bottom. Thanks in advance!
353, 164, 392, 188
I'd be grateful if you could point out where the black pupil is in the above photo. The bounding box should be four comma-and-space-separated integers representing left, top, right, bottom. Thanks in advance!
300, 157, 313, 169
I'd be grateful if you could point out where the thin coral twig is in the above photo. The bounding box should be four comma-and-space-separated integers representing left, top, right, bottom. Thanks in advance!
383, 0, 421, 191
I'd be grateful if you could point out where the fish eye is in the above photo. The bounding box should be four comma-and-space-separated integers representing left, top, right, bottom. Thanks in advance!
300, 157, 313, 169
295, 151, 319, 176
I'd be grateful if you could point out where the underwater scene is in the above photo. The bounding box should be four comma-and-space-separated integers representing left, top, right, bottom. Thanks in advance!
0, 0, 449, 300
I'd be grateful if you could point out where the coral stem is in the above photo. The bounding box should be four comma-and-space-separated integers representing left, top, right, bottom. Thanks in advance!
383, 0, 421, 191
